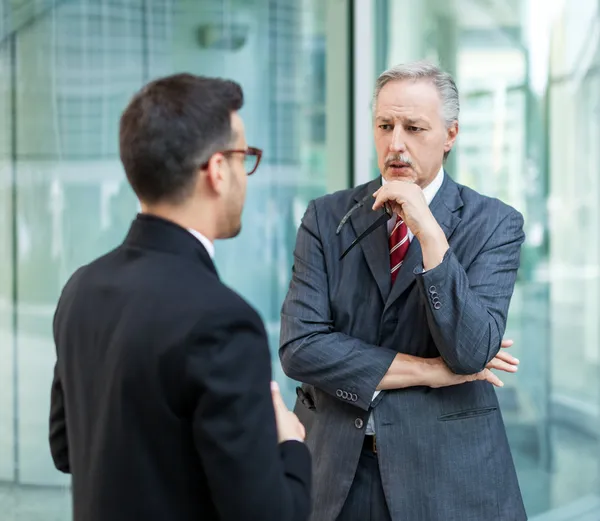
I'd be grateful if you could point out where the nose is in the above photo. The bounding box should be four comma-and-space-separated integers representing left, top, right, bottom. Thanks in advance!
389, 127, 407, 153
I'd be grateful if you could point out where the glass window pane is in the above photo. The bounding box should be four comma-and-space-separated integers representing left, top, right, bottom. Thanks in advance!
375, 0, 600, 517
2, 0, 345, 518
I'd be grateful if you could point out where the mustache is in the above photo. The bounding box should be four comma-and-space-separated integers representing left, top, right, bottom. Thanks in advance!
385, 154, 413, 169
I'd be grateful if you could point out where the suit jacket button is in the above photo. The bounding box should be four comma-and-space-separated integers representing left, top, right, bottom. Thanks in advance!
354, 418, 364, 429
351, 393, 358, 402
428, 285, 437, 294
342, 391, 349, 400
336, 389, 343, 397
433, 302, 442, 310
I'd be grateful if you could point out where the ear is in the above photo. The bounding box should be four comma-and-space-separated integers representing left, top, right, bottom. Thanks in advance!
444, 121, 459, 154
203, 153, 227, 195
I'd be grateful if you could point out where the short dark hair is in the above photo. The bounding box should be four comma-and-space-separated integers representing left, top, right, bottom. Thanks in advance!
119, 73, 243, 204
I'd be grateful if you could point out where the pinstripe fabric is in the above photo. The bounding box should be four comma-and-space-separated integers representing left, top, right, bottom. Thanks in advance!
336, 446, 392, 521
279, 173, 527, 521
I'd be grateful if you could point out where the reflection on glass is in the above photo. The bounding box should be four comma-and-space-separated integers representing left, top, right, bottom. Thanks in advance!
0, 0, 334, 519
376, 0, 600, 517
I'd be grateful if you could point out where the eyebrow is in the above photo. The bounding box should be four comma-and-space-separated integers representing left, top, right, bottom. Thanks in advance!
375, 116, 429, 126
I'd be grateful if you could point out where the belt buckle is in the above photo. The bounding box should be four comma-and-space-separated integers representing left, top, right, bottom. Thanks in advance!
372, 435, 377, 454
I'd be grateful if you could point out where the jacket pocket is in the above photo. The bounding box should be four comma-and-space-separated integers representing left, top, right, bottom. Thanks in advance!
296, 386, 316, 411
438, 406, 497, 421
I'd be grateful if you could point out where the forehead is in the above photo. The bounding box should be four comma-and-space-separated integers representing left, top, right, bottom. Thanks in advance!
375, 79, 442, 120
230, 111, 246, 145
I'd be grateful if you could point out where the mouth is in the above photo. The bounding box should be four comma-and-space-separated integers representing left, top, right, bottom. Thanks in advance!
387, 162, 412, 171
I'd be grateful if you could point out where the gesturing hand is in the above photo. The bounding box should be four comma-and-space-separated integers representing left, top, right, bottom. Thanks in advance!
271, 381, 306, 443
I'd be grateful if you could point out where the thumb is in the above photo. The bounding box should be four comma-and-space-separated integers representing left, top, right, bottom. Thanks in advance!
270, 381, 288, 412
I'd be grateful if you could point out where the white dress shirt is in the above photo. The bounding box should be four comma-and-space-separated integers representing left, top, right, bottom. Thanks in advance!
187, 228, 215, 258
366, 166, 444, 435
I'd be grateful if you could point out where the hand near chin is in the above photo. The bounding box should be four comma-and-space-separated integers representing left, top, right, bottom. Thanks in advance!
372, 180, 434, 238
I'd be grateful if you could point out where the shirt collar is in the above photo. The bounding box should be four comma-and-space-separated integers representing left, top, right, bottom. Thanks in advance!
381, 165, 444, 207
187, 228, 215, 258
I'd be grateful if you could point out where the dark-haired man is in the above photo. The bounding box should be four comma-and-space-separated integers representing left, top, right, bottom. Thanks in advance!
49, 73, 311, 521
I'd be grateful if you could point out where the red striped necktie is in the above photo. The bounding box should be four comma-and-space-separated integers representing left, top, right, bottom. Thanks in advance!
389, 215, 409, 284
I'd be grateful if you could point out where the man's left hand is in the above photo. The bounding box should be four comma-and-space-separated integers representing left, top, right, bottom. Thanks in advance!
486, 338, 519, 373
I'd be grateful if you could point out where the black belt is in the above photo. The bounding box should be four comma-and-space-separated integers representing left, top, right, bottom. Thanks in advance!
363, 435, 377, 453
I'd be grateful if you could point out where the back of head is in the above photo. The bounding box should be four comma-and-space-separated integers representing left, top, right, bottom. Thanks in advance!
119, 74, 244, 205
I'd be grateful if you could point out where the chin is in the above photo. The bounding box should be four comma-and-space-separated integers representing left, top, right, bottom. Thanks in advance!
227, 223, 242, 239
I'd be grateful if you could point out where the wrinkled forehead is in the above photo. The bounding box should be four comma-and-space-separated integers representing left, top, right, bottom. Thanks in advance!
374, 79, 443, 122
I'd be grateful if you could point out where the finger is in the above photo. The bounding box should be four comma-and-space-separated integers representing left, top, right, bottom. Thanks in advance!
486, 358, 518, 373
270, 381, 288, 412
298, 419, 306, 440
494, 351, 519, 365
500, 339, 513, 348
478, 369, 504, 387
372, 190, 388, 211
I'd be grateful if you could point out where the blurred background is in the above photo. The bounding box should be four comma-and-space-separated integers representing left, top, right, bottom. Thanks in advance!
0, 0, 599, 519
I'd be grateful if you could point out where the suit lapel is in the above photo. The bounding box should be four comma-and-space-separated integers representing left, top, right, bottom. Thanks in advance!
383, 174, 463, 313
349, 179, 391, 302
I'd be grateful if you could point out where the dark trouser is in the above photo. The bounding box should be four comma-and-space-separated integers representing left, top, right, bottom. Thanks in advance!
336, 436, 392, 521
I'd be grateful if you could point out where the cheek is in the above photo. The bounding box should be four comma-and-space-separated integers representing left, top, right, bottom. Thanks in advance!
238, 176, 247, 203
419, 132, 444, 154
375, 135, 390, 158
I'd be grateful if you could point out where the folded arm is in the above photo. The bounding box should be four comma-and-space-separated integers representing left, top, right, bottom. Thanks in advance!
416, 210, 525, 374
280, 201, 451, 411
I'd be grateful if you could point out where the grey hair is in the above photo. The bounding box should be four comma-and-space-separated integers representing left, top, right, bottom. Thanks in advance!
373, 61, 460, 128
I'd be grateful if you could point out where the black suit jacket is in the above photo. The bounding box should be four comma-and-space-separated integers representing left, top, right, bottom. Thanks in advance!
49, 214, 311, 521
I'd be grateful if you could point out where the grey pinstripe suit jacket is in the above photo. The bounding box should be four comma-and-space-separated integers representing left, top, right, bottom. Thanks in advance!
279, 173, 527, 521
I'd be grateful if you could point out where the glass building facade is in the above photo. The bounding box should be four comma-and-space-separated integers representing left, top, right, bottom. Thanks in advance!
1, 0, 599, 519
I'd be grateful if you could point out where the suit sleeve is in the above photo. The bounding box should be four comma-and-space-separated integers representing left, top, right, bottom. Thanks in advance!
279, 200, 398, 412
187, 306, 311, 521
416, 209, 525, 374
49, 299, 70, 473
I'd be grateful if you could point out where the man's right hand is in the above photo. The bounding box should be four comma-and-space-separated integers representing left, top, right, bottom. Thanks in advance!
271, 381, 306, 443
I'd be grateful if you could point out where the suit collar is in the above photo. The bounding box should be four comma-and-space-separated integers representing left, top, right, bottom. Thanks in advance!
350, 178, 391, 301
349, 172, 462, 305
187, 227, 215, 258
123, 214, 218, 275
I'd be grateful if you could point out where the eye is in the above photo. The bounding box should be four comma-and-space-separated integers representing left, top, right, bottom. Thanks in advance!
407, 126, 424, 132
378, 124, 393, 131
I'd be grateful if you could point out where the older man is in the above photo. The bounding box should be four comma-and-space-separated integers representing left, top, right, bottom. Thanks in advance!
280, 62, 527, 521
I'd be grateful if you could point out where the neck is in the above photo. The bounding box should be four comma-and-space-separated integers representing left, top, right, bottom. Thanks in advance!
140, 200, 217, 241
417, 165, 443, 190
